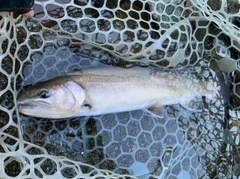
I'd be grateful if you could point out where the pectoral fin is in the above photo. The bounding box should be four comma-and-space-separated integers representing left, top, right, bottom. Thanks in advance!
180, 96, 203, 112
146, 104, 164, 118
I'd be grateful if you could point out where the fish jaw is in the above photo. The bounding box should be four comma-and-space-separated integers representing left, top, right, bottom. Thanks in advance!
18, 99, 52, 117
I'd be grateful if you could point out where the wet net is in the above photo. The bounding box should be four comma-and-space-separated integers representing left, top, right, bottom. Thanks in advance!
0, 0, 240, 178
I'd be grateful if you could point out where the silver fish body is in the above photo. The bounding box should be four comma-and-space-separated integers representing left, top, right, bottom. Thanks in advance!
17, 66, 216, 118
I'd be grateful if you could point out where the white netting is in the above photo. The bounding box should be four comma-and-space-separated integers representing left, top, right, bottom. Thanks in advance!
0, 0, 240, 178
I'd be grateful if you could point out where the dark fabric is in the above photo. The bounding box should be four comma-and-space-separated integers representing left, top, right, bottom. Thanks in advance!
0, 0, 34, 14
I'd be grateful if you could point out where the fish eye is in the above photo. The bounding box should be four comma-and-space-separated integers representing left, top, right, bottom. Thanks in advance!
38, 89, 49, 99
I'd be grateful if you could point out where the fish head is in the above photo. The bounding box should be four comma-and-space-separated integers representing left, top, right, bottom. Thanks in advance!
18, 79, 86, 118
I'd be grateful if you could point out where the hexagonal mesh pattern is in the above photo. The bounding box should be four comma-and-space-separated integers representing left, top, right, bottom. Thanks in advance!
0, 0, 240, 178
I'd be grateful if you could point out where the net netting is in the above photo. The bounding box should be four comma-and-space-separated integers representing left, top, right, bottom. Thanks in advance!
0, 0, 240, 178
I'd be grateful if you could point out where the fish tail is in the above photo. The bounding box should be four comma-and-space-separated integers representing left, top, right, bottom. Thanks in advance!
214, 71, 232, 105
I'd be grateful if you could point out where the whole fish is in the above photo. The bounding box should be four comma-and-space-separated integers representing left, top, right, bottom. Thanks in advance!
17, 66, 217, 118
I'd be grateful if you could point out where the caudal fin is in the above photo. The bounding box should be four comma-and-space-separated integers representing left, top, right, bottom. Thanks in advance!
214, 71, 232, 106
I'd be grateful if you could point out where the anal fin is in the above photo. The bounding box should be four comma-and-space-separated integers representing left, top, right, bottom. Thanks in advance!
180, 96, 204, 112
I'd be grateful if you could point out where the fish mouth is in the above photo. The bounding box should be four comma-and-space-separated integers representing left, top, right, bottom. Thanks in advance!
18, 101, 39, 108
18, 100, 50, 108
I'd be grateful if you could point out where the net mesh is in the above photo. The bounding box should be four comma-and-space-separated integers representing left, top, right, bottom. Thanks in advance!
0, 0, 240, 178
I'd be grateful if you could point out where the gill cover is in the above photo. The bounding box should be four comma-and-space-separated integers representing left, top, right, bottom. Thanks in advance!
48, 81, 86, 111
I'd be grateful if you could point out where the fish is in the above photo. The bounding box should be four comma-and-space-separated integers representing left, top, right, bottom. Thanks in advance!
17, 66, 217, 119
